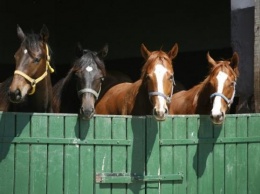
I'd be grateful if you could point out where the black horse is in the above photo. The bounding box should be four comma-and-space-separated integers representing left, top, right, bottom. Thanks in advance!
52, 43, 108, 119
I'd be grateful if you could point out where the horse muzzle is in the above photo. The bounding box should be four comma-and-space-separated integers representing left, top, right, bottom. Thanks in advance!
210, 111, 225, 125
153, 107, 168, 121
80, 106, 95, 120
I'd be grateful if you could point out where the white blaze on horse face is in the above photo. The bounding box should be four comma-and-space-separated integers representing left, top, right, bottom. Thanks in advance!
86, 66, 93, 72
23, 49, 28, 54
154, 64, 168, 111
211, 71, 228, 116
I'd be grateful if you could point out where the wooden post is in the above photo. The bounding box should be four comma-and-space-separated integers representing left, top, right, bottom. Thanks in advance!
255, 0, 260, 112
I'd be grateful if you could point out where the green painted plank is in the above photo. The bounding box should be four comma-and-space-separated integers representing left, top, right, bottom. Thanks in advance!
248, 116, 260, 194
111, 117, 127, 194
127, 117, 146, 194
197, 116, 213, 194
187, 117, 199, 194
160, 117, 174, 194
47, 115, 64, 194
14, 114, 31, 194
30, 115, 48, 194
0, 113, 15, 194
95, 116, 112, 194
213, 122, 225, 194
236, 116, 248, 194
80, 118, 94, 194
64, 116, 80, 194
146, 117, 160, 194
173, 117, 187, 194
224, 117, 237, 194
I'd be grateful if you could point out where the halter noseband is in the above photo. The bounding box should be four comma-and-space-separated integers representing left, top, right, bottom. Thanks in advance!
14, 44, 54, 95
148, 79, 175, 104
77, 78, 104, 100
210, 81, 236, 106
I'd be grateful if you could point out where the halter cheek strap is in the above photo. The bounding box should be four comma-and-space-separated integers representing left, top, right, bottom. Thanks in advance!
14, 44, 54, 95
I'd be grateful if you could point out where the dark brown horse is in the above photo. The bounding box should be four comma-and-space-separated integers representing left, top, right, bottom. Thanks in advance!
0, 25, 54, 112
95, 43, 178, 121
52, 43, 108, 120
169, 52, 239, 124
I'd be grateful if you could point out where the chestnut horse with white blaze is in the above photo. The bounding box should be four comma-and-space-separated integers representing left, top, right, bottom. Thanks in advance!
95, 43, 178, 121
169, 52, 239, 124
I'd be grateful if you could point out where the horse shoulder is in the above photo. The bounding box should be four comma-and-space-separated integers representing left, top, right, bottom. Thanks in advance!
96, 82, 132, 114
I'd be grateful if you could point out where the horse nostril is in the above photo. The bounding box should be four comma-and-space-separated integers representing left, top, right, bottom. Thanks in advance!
8, 89, 22, 101
165, 108, 168, 114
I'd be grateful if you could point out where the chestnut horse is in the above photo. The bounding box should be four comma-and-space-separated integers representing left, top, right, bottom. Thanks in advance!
0, 25, 54, 112
95, 43, 178, 121
52, 43, 108, 120
169, 52, 239, 124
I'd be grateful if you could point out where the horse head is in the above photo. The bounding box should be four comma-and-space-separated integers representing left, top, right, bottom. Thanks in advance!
141, 43, 178, 121
8, 25, 54, 104
73, 43, 108, 119
207, 52, 239, 124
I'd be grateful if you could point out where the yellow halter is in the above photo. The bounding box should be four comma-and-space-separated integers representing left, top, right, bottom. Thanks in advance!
14, 44, 54, 95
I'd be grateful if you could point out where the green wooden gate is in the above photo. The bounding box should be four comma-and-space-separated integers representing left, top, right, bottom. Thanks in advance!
0, 112, 260, 194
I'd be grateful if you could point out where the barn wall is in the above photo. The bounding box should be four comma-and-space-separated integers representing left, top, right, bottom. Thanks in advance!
231, 0, 255, 113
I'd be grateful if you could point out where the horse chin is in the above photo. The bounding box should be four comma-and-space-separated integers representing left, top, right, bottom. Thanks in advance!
154, 116, 166, 121
153, 112, 166, 121
81, 113, 94, 120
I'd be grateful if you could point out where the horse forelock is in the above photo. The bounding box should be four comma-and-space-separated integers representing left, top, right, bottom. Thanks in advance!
20, 33, 51, 59
140, 51, 173, 79
210, 62, 237, 81
73, 51, 106, 76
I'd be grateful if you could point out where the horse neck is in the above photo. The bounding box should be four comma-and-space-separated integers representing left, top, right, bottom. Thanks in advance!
29, 73, 53, 112
60, 72, 80, 111
195, 79, 213, 114
129, 80, 153, 115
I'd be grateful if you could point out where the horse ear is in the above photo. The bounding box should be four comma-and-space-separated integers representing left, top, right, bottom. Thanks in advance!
230, 52, 239, 76
141, 43, 151, 60
100, 44, 109, 58
75, 42, 83, 58
40, 24, 49, 42
168, 43, 178, 60
17, 24, 25, 41
207, 52, 217, 67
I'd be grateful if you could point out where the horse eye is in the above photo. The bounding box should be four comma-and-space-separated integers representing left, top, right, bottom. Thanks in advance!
33, 58, 41, 63
146, 74, 151, 80
169, 74, 174, 81
100, 77, 104, 82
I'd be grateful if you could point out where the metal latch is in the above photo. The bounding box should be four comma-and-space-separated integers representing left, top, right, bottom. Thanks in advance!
96, 172, 183, 183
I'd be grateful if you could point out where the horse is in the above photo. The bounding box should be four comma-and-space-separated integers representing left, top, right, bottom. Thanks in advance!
95, 43, 178, 121
52, 43, 108, 120
169, 52, 239, 124
0, 25, 54, 112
